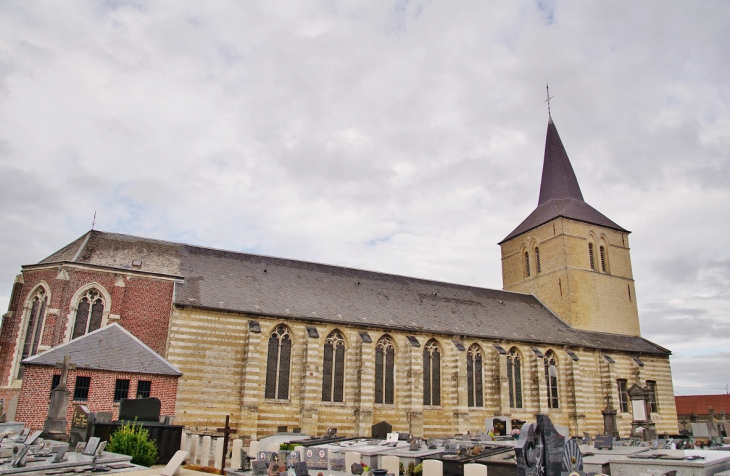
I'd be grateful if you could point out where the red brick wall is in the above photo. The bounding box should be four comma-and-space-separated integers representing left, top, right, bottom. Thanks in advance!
16, 365, 179, 431
0, 267, 175, 393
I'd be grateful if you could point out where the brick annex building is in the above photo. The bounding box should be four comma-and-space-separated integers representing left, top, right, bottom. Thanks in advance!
0, 118, 678, 438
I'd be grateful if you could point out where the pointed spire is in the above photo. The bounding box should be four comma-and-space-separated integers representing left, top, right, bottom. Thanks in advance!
538, 119, 584, 205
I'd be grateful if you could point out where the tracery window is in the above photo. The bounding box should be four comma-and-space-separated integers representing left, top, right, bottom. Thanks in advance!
322, 330, 346, 402
466, 344, 484, 407
544, 350, 559, 409
374, 336, 395, 404
524, 251, 531, 277
422, 339, 441, 406
588, 243, 595, 270
535, 247, 541, 274
265, 324, 292, 400
599, 246, 607, 272
507, 347, 523, 408
72, 288, 105, 339
19, 287, 49, 378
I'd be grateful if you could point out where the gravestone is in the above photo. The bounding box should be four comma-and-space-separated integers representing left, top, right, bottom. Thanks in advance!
118, 397, 162, 422
515, 415, 566, 476
42, 356, 75, 440
691, 422, 711, 438
561, 439, 583, 473
69, 406, 91, 446
601, 406, 619, 438
594, 435, 613, 450
330, 458, 346, 471
486, 416, 511, 436
372, 421, 392, 439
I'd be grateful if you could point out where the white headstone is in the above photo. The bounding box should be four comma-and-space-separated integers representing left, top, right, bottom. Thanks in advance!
485, 417, 511, 436
214, 437, 224, 468
249, 440, 261, 459
295, 445, 305, 463
423, 459, 443, 476
231, 439, 243, 470
464, 463, 488, 476
189, 435, 200, 464
160, 450, 188, 476
267, 442, 281, 453
201, 435, 212, 467
382, 455, 399, 476
345, 451, 361, 469
180, 433, 189, 454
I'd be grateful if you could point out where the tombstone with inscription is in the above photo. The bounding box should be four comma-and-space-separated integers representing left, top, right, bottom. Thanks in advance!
118, 397, 162, 422
486, 416, 511, 436
372, 421, 392, 439
69, 406, 91, 446
627, 384, 657, 441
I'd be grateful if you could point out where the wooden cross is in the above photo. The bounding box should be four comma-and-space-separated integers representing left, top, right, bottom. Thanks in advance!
54, 355, 76, 392
216, 415, 237, 475
544, 83, 554, 118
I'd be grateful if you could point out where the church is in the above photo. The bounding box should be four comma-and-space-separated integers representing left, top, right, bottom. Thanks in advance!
0, 117, 678, 439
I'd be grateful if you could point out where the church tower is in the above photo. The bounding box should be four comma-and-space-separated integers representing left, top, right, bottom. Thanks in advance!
499, 117, 641, 336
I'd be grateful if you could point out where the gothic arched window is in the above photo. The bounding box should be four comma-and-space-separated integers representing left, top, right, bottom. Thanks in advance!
423, 339, 441, 406
322, 330, 346, 402
544, 350, 559, 409
72, 288, 105, 340
535, 247, 541, 274
507, 347, 523, 408
588, 243, 596, 270
524, 251, 531, 277
466, 344, 484, 407
599, 245, 608, 273
19, 287, 49, 378
374, 336, 395, 404
265, 324, 292, 400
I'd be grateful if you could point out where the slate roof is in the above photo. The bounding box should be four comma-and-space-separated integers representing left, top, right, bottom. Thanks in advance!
501, 119, 628, 243
32, 230, 670, 355
22, 323, 182, 376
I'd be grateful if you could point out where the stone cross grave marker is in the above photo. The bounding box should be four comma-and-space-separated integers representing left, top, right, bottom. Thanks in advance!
217, 415, 237, 474
43, 355, 76, 438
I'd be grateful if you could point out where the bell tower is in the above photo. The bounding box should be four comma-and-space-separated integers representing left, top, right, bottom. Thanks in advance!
499, 118, 641, 336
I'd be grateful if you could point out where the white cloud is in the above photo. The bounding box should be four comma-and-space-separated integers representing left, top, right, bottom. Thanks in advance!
1, 0, 729, 394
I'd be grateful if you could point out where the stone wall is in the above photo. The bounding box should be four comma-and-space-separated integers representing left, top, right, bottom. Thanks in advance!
501, 218, 641, 336
168, 307, 678, 439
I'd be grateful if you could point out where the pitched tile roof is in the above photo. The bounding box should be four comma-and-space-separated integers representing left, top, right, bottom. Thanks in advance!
675, 395, 730, 416
500, 119, 629, 243
34, 231, 669, 355
22, 323, 182, 376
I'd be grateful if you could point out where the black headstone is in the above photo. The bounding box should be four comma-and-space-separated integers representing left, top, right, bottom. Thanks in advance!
537, 415, 566, 476
594, 435, 613, 450
118, 397, 161, 422
371, 421, 392, 439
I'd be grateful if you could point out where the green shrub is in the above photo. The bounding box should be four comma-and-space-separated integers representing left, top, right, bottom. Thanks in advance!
107, 421, 158, 466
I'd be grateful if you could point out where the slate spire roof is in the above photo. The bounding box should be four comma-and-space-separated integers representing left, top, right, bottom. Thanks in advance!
22, 323, 182, 376
500, 118, 628, 243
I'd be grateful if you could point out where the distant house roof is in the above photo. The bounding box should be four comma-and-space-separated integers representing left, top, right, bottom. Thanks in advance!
675, 394, 730, 416
500, 119, 628, 243
30, 230, 669, 356
22, 323, 182, 376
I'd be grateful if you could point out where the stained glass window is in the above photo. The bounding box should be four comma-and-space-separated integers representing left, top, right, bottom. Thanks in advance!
423, 339, 441, 406
508, 347, 523, 408
265, 325, 292, 400
19, 287, 48, 378
322, 330, 346, 402
72, 289, 105, 339
544, 351, 559, 409
467, 344, 483, 407
375, 336, 395, 404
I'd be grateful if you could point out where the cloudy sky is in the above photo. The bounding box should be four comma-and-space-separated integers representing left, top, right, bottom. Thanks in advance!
1, 1, 728, 396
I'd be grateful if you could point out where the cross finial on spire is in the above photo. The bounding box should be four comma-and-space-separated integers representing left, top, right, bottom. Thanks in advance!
92, 211, 96, 230
544, 83, 553, 119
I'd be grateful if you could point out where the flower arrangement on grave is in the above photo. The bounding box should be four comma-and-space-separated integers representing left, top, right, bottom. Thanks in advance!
511, 428, 521, 439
